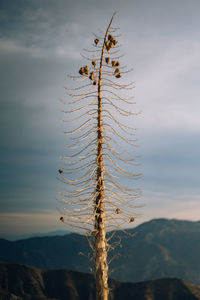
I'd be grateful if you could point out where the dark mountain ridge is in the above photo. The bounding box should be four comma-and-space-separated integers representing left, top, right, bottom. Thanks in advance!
1, 230, 70, 241
1, 218, 200, 284
1, 261, 200, 300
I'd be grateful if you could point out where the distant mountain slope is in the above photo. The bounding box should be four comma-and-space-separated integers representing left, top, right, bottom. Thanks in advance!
1, 230, 70, 241
113, 218, 200, 283
0, 219, 200, 284
0, 233, 91, 272
1, 262, 200, 300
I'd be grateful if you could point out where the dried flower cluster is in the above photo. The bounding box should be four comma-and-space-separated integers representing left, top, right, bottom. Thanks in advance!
78, 33, 122, 89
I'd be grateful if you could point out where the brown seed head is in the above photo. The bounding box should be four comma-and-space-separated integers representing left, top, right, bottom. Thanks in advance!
60, 216, 64, 222
84, 66, 89, 75
129, 217, 135, 223
94, 39, 99, 45
112, 61, 119, 67
79, 67, 85, 75
115, 208, 121, 214
114, 68, 120, 74
106, 45, 111, 52
92, 60, 96, 67
105, 41, 110, 48
93, 80, 97, 85
115, 73, 121, 78
109, 41, 114, 48
105, 57, 110, 64
89, 72, 95, 80
58, 169, 63, 174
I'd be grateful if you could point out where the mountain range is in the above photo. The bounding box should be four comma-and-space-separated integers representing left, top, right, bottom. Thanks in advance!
1, 261, 200, 300
0, 218, 200, 284
1, 230, 70, 241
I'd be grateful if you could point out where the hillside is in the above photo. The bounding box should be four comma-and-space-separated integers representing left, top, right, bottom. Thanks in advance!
1, 262, 200, 300
0, 218, 200, 284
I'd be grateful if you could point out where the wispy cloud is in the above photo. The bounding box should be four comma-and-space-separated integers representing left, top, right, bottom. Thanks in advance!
140, 192, 200, 224
0, 210, 62, 236
1, 0, 200, 236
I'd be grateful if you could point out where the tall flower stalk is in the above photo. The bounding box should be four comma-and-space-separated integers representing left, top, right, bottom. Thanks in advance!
57, 12, 140, 300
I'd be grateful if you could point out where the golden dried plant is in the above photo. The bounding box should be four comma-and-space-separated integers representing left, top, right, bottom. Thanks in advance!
57, 12, 141, 300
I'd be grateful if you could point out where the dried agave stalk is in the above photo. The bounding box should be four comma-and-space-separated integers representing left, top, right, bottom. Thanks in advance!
57, 12, 140, 300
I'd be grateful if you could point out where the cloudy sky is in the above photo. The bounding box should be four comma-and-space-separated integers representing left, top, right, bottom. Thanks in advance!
1, 0, 200, 239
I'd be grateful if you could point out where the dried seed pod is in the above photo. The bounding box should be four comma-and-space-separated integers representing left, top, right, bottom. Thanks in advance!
112, 60, 116, 67
105, 41, 110, 48
94, 38, 99, 45
84, 66, 89, 75
92, 60, 96, 67
109, 41, 114, 48
79, 67, 85, 75
115, 73, 121, 78
115, 208, 121, 214
113, 39, 118, 46
112, 61, 119, 67
93, 80, 97, 85
58, 169, 63, 174
60, 216, 64, 222
105, 57, 110, 64
106, 44, 111, 52
89, 72, 95, 80
114, 68, 120, 75
129, 217, 135, 223
108, 34, 113, 40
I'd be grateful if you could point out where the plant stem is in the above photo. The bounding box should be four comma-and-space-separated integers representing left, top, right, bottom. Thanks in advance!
94, 13, 116, 300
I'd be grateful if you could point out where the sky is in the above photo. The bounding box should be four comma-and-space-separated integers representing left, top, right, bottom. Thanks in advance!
1, 0, 200, 239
